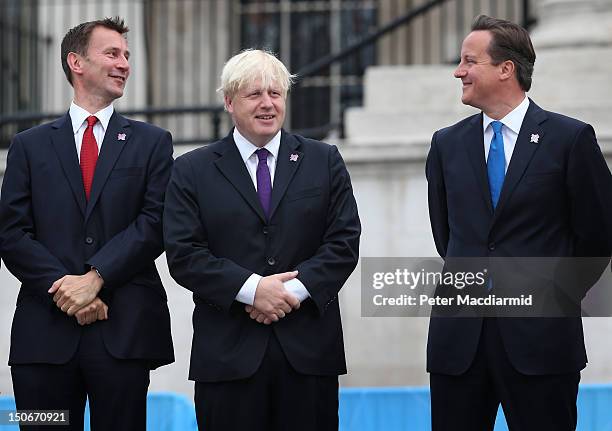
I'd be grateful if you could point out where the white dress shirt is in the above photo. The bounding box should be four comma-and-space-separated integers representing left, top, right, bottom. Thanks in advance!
232, 127, 311, 306
69, 101, 114, 161
482, 96, 530, 173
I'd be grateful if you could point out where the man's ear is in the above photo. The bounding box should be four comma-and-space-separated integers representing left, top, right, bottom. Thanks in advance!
499, 60, 516, 82
67, 52, 84, 79
224, 94, 234, 113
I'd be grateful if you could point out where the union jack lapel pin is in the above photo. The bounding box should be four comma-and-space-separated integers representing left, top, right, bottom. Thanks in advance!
289, 153, 299, 162
530, 133, 539, 144
117, 133, 126, 141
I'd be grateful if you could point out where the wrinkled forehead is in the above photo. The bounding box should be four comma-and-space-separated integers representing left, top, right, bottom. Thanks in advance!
238, 75, 283, 93
461, 30, 492, 56
89, 26, 128, 46
85, 26, 129, 57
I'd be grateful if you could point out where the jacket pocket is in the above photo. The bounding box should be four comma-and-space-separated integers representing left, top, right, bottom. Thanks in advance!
285, 186, 322, 202
522, 171, 562, 185
109, 167, 144, 179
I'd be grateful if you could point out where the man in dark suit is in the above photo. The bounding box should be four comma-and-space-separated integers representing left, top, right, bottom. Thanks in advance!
0, 17, 174, 430
163, 49, 360, 431
426, 15, 612, 431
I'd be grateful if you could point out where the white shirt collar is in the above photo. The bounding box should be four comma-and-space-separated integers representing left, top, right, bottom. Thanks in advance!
482, 96, 530, 134
69, 101, 114, 134
233, 127, 281, 162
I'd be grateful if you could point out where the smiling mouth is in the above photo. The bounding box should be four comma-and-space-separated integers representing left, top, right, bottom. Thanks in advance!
110, 75, 126, 83
256, 115, 275, 120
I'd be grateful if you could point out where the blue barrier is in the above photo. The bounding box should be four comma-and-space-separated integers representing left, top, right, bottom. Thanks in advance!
1, 384, 611, 430
0, 393, 197, 431
338, 384, 612, 431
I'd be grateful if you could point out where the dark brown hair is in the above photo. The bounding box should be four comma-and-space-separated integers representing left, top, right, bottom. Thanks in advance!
61, 16, 129, 85
472, 15, 536, 91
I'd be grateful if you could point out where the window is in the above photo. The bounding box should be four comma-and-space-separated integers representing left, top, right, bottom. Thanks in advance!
236, 0, 377, 137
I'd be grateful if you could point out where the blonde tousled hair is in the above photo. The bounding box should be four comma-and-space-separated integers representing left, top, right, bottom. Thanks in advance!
218, 49, 295, 102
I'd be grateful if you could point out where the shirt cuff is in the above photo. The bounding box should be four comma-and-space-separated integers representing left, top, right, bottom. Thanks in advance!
235, 273, 261, 305
284, 278, 310, 303
91, 266, 105, 285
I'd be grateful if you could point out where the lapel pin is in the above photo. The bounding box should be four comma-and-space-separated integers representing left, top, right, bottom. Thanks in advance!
530, 133, 539, 144
289, 154, 299, 162
117, 133, 126, 141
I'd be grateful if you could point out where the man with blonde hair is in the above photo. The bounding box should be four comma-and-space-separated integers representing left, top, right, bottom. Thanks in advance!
164, 49, 360, 430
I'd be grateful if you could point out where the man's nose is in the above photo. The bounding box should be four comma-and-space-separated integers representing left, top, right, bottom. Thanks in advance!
454, 64, 466, 78
260, 92, 273, 107
117, 54, 130, 71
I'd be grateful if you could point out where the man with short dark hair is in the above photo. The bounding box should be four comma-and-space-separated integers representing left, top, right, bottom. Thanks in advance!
426, 15, 612, 430
0, 17, 174, 430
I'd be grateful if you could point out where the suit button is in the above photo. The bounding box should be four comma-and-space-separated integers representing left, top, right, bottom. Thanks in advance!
267, 257, 276, 266
85, 236, 94, 245
263, 227, 269, 235
488, 242, 495, 251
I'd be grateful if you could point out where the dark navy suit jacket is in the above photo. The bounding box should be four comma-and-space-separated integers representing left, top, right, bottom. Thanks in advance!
426, 100, 612, 375
0, 111, 174, 369
163, 130, 360, 382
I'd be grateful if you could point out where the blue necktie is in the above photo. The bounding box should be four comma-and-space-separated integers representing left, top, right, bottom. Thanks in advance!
256, 148, 272, 218
487, 121, 505, 209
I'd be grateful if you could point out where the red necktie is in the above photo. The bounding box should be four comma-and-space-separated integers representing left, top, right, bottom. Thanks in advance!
80, 115, 99, 200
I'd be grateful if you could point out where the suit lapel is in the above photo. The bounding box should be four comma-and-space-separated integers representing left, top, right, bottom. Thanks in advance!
85, 112, 130, 222
269, 131, 303, 220
463, 113, 494, 214
491, 101, 547, 226
213, 134, 267, 223
50, 113, 86, 216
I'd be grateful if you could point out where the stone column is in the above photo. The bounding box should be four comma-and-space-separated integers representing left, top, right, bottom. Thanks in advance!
530, 0, 612, 386
528, 0, 612, 143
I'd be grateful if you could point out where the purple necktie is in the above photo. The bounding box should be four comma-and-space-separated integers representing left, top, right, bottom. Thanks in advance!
256, 148, 272, 218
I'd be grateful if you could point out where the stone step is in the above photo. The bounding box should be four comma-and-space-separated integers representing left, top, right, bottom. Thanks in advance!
361, 65, 467, 112
345, 109, 476, 143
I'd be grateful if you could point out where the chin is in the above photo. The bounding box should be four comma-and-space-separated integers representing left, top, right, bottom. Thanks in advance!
109, 85, 124, 96
461, 91, 478, 106
257, 126, 280, 136
109, 92, 123, 102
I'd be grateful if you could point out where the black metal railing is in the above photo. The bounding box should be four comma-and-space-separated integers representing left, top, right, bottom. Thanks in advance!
0, 106, 226, 146
1, 0, 534, 147
296, 0, 449, 80
0, 0, 230, 148
292, 0, 535, 138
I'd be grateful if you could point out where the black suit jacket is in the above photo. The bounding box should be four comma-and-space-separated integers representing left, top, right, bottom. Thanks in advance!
0, 112, 174, 369
426, 100, 612, 375
163, 129, 360, 382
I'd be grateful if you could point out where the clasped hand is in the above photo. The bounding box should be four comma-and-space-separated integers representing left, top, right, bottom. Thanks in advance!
245, 271, 301, 325
48, 269, 108, 325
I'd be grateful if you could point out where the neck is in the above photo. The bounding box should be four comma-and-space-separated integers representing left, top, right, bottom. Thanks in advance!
484, 91, 526, 120
252, 139, 268, 148
73, 90, 113, 114
236, 127, 274, 148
